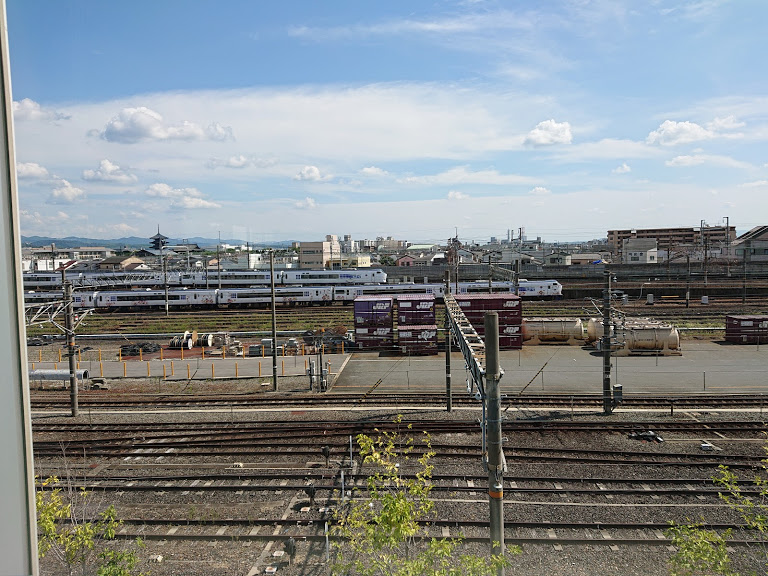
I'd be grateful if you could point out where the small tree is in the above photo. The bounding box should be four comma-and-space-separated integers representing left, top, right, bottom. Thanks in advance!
36, 476, 147, 576
667, 458, 768, 576
331, 416, 515, 576
666, 522, 734, 576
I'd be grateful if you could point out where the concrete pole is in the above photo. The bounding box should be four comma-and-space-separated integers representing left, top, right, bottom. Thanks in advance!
743, 245, 748, 308
602, 270, 612, 415
217, 232, 222, 290
63, 279, 79, 417
484, 312, 504, 571
318, 328, 325, 391
444, 271, 452, 412
163, 247, 169, 317
488, 253, 492, 293
270, 250, 278, 391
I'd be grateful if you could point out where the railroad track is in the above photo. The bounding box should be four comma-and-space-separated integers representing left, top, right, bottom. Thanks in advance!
31, 417, 768, 436
65, 522, 768, 547
28, 391, 768, 409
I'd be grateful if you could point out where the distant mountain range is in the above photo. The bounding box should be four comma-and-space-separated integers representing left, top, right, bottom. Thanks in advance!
21, 235, 296, 249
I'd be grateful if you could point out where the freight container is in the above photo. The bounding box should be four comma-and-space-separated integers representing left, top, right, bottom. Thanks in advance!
397, 325, 438, 355
454, 293, 522, 312
354, 295, 394, 328
498, 335, 523, 350
396, 294, 436, 325
355, 326, 394, 350
725, 315, 768, 344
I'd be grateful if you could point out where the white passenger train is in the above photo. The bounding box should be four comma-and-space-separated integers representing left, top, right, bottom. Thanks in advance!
28, 279, 561, 311
22, 268, 388, 290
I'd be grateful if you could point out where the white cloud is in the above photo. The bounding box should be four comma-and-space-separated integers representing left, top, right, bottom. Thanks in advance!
293, 165, 332, 181
647, 120, 714, 146
552, 139, 661, 161
144, 183, 180, 198
16, 162, 50, 179
19, 210, 44, 225
612, 162, 631, 174
207, 155, 276, 169
360, 166, 389, 177
524, 119, 572, 146
666, 154, 751, 169
175, 196, 221, 209
12, 98, 69, 122
99, 107, 231, 144
529, 186, 551, 195
50, 179, 85, 203
739, 180, 768, 188
288, 11, 535, 40
206, 122, 235, 142
111, 223, 139, 234
144, 182, 220, 208
294, 197, 318, 209
400, 166, 535, 185
82, 159, 138, 183
447, 190, 468, 200
666, 155, 706, 167
706, 115, 745, 132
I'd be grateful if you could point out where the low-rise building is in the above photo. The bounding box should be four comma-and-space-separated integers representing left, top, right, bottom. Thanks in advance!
96, 255, 146, 271
543, 251, 572, 266
621, 238, 658, 264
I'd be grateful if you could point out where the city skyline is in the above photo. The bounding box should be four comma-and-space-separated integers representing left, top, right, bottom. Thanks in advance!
8, 1, 768, 243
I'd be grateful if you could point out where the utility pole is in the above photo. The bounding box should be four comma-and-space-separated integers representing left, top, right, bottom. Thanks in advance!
724, 217, 731, 277
602, 269, 612, 415
62, 272, 78, 417
515, 228, 522, 296
686, 254, 691, 308
217, 232, 221, 290
318, 328, 325, 392
162, 246, 169, 317
743, 242, 748, 307
488, 252, 492, 293
484, 312, 505, 572
270, 250, 278, 391
444, 271, 452, 412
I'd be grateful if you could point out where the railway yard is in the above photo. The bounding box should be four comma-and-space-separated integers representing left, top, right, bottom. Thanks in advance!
29, 292, 768, 576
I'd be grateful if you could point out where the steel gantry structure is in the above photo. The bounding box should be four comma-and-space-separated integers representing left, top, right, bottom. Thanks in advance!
444, 290, 507, 573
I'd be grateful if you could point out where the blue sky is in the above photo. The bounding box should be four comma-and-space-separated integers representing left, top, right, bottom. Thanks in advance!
7, 1, 768, 244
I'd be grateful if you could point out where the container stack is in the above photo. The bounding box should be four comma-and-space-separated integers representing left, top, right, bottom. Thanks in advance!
454, 293, 523, 349
354, 295, 394, 350
396, 293, 438, 354
725, 315, 768, 344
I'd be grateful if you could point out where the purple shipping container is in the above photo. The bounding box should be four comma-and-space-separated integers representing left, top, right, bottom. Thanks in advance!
397, 294, 436, 325
354, 296, 394, 328
355, 326, 395, 349
455, 293, 522, 312
725, 315, 768, 344
397, 324, 438, 355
